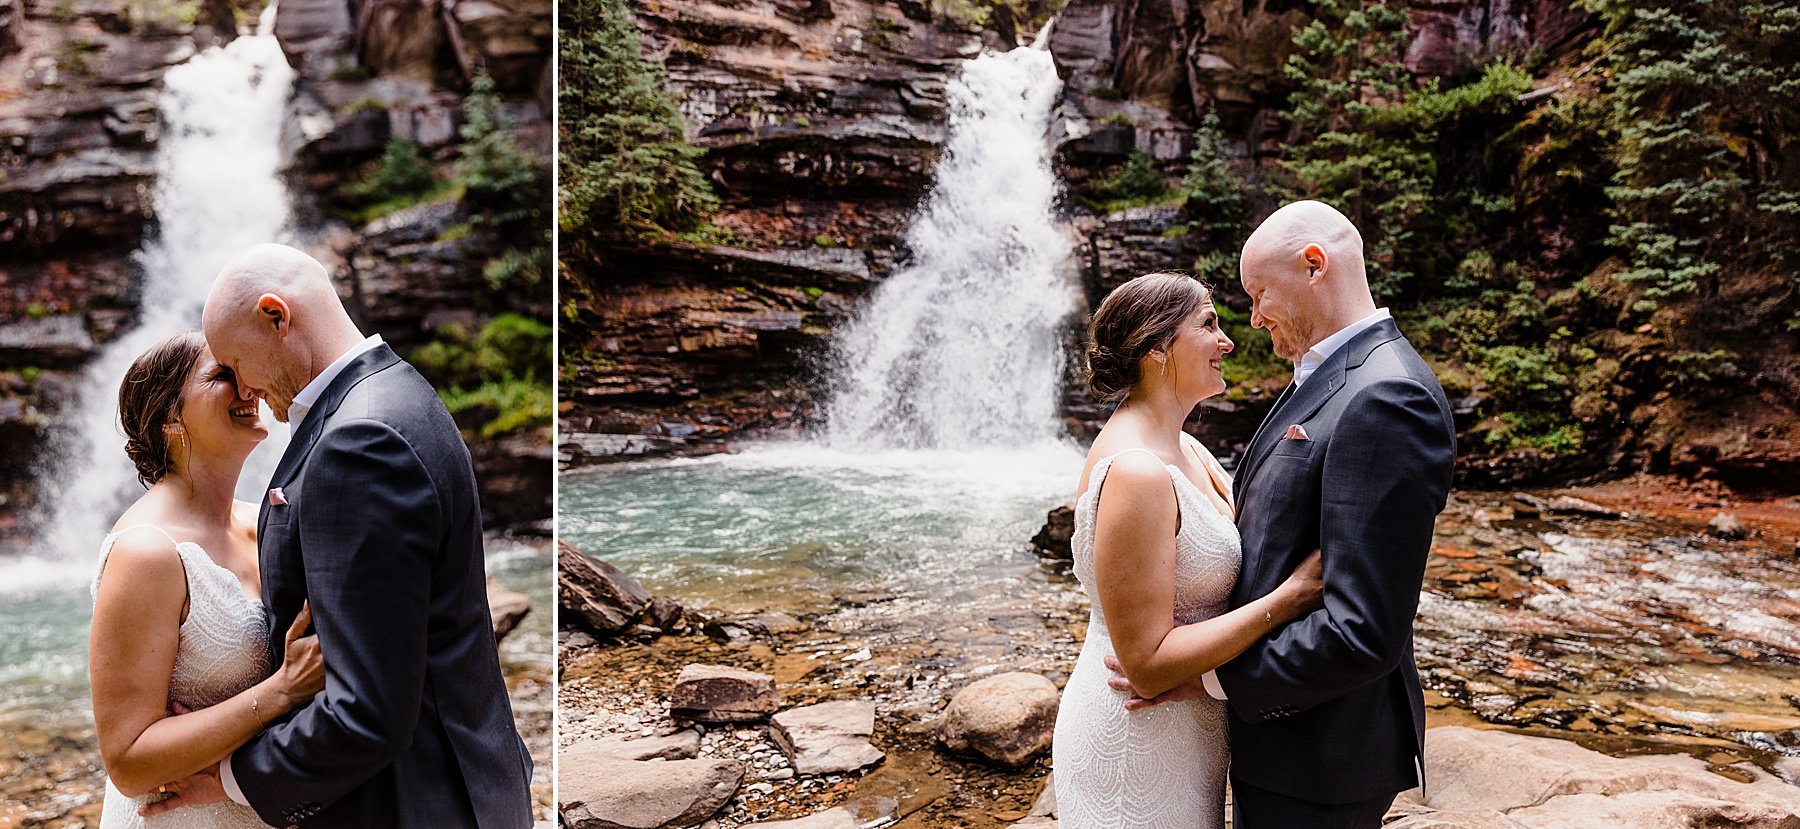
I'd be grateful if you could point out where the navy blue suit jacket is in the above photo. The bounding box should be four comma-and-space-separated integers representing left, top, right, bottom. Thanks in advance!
1216, 318, 1455, 804
234, 345, 533, 828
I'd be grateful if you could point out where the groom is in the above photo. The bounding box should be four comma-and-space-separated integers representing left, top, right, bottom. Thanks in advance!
147, 244, 533, 827
1114, 201, 1455, 827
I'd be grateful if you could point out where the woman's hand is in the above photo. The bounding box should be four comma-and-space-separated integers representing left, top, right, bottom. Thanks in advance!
272, 602, 324, 712
1272, 550, 1325, 624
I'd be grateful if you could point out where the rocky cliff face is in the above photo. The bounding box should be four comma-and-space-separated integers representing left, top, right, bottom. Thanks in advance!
560, 0, 998, 464
563, 0, 1600, 471
0, 0, 552, 544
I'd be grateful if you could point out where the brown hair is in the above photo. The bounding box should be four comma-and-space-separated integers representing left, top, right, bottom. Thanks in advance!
1085, 272, 1213, 401
119, 331, 207, 487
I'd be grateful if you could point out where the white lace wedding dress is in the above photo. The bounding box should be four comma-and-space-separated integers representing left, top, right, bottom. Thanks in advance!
93, 525, 274, 829
1052, 446, 1242, 829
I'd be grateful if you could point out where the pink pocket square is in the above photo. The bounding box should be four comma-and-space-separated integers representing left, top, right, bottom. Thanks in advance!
268, 487, 287, 506
1282, 424, 1310, 441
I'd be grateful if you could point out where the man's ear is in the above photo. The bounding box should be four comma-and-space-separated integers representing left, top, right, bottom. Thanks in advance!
255, 293, 291, 337
1301, 243, 1329, 284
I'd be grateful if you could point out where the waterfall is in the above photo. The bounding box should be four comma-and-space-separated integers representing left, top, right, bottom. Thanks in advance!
822, 36, 1078, 452
27, 7, 297, 573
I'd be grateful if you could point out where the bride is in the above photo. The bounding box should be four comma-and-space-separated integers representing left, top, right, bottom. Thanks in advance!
88, 331, 324, 828
1052, 273, 1323, 828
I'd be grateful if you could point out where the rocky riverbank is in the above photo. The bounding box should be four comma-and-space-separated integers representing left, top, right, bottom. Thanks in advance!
557, 476, 1800, 827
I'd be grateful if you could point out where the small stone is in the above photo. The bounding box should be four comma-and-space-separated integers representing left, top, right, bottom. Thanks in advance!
1707, 512, 1748, 540
670, 664, 780, 723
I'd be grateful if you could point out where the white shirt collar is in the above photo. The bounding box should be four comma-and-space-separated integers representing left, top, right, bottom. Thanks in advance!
288, 334, 384, 429
1293, 308, 1390, 388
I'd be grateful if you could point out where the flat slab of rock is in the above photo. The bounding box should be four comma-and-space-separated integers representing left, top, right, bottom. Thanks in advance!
1543, 495, 1624, 519
1385, 726, 1800, 828
938, 672, 1059, 767
559, 540, 650, 633
669, 664, 780, 723
747, 807, 859, 828
562, 730, 701, 762
770, 701, 885, 775
559, 753, 743, 829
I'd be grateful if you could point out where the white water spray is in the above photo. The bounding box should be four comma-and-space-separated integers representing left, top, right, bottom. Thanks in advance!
29, 9, 296, 573
823, 38, 1077, 452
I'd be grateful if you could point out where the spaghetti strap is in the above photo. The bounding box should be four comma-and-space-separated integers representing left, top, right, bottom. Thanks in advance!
110, 523, 184, 548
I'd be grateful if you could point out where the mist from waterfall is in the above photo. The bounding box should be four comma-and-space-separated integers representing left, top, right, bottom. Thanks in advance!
822, 39, 1078, 452
24, 9, 296, 579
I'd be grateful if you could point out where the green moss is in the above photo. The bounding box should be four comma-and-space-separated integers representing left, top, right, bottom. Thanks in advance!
439, 379, 553, 439
337, 97, 388, 116
412, 314, 553, 439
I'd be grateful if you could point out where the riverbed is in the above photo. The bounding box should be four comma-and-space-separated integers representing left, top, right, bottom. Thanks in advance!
558, 450, 1800, 826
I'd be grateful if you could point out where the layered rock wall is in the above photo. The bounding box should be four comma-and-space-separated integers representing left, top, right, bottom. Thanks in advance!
0, 0, 553, 541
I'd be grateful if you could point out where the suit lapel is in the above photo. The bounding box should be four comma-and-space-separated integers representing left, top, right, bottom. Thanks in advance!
1235, 319, 1406, 498
265, 344, 403, 489
1235, 380, 1295, 506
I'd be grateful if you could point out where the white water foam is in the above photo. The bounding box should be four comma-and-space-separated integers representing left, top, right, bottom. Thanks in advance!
823, 41, 1078, 452
23, 8, 297, 582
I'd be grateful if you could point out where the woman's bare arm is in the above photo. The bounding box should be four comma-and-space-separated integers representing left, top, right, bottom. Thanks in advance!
1091, 454, 1319, 699
89, 530, 322, 797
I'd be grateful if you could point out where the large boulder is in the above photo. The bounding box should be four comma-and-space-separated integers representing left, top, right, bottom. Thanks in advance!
1030, 503, 1074, 562
937, 672, 1059, 767
1385, 726, 1800, 828
770, 701, 885, 775
485, 576, 530, 642
558, 541, 650, 634
669, 664, 780, 723
558, 753, 742, 829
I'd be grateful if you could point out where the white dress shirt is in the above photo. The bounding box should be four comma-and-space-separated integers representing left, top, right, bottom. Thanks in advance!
285, 334, 385, 430
1293, 308, 1390, 388
220, 334, 382, 807
1198, 308, 1390, 702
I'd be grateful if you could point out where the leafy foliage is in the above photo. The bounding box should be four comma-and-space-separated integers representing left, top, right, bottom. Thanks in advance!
412, 315, 553, 438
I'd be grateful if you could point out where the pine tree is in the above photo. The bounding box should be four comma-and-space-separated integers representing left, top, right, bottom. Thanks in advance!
559, 0, 718, 236
1276, 0, 1435, 300
1581, 0, 1800, 316
1181, 106, 1246, 241
458, 70, 548, 236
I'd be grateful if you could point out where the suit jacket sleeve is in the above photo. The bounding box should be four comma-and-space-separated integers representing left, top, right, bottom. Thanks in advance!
232, 418, 441, 820
1216, 376, 1453, 718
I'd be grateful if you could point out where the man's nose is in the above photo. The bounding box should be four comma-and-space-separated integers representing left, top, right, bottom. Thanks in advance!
1250, 306, 1265, 329
236, 380, 257, 401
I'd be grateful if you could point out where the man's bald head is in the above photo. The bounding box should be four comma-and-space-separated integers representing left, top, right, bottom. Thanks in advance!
201, 244, 364, 422
1237, 200, 1378, 360
1241, 200, 1366, 283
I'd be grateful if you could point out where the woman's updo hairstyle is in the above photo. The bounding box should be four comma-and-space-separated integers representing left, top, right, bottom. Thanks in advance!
1085, 272, 1213, 401
119, 331, 207, 487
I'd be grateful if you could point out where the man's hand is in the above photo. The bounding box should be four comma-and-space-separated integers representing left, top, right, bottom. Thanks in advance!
138, 760, 227, 816
1103, 655, 1213, 711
